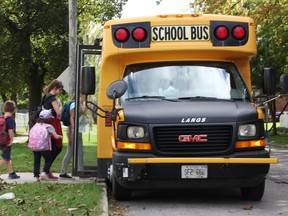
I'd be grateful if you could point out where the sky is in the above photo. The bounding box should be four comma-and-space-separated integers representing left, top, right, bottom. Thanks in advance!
121, 0, 194, 18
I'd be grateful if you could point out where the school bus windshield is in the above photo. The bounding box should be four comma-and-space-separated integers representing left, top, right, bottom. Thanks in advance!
122, 62, 249, 101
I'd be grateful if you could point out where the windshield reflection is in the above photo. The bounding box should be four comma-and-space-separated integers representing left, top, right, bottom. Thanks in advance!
121, 62, 249, 101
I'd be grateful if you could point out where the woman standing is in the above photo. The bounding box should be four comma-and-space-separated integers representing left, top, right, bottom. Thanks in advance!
42, 79, 64, 180
60, 94, 86, 179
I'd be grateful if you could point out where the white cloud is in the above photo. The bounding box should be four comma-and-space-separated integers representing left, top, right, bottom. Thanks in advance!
121, 0, 194, 18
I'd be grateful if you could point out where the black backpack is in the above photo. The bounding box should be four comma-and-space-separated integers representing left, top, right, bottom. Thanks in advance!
29, 95, 53, 127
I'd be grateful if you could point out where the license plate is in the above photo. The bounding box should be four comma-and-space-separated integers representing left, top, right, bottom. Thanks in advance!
181, 165, 208, 179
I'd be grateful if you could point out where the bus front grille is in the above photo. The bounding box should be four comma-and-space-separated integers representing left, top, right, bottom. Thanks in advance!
153, 125, 233, 155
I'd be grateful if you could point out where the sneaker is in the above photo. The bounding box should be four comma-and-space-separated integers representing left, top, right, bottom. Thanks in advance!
8, 172, 20, 179
35, 177, 40, 182
59, 173, 75, 180
48, 172, 58, 180
40, 172, 49, 181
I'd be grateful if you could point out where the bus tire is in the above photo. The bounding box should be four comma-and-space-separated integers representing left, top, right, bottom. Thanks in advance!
112, 174, 131, 200
240, 179, 265, 201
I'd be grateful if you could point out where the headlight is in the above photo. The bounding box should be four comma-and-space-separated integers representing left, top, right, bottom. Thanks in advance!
238, 124, 256, 137
127, 126, 145, 139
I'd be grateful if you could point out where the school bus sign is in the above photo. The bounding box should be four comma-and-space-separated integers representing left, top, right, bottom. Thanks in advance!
151, 25, 210, 41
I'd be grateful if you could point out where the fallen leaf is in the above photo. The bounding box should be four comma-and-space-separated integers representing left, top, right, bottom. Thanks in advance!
77, 204, 87, 208
14, 198, 25, 206
37, 207, 45, 213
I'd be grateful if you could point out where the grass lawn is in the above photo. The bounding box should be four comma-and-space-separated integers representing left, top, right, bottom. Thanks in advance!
265, 123, 288, 145
0, 125, 103, 216
0, 182, 103, 215
269, 132, 288, 145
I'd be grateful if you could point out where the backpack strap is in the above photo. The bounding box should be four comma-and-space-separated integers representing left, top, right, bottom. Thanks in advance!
43, 123, 53, 150
2, 116, 12, 147
40, 94, 54, 107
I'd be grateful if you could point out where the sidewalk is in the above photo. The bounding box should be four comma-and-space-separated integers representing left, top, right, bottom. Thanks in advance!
13, 134, 29, 143
1, 173, 108, 216
1, 172, 96, 184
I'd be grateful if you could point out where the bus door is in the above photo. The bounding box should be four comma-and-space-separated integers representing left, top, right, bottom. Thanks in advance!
73, 44, 101, 178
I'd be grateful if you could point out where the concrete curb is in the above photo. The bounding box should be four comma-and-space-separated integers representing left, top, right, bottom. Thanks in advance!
99, 183, 109, 216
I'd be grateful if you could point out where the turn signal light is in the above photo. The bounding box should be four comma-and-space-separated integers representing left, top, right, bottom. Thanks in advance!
115, 28, 129, 42
117, 142, 151, 151
236, 140, 265, 149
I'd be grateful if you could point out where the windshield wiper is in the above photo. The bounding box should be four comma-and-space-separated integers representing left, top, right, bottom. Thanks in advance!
126, 95, 177, 102
178, 96, 217, 100
178, 96, 232, 101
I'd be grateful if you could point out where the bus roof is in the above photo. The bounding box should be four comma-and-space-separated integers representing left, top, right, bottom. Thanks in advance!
105, 14, 254, 26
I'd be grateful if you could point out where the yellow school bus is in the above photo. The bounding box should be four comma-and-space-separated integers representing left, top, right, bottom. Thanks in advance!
76, 14, 281, 201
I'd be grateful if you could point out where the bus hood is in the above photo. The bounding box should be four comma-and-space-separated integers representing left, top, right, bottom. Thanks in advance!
121, 100, 258, 124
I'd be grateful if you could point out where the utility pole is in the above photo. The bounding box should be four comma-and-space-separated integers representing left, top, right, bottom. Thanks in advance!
69, 0, 77, 97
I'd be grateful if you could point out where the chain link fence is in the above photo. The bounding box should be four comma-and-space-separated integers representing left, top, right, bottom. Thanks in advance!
15, 112, 29, 133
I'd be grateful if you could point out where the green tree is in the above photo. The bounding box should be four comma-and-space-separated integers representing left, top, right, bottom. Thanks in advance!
0, 0, 69, 111
0, 0, 126, 115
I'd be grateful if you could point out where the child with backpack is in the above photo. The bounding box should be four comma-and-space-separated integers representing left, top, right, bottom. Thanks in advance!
0, 100, 20, 179
28, 109, 63, 181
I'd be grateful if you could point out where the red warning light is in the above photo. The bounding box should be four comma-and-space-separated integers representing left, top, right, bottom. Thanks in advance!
232, 26, 246, 40
132, 27, 147, 42
115, 28, 129, 42
214, 26, 229, 40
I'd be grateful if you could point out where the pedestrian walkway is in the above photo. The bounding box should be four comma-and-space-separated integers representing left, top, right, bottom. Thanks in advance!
13, 134, 28, 143
1, 172, 96, 184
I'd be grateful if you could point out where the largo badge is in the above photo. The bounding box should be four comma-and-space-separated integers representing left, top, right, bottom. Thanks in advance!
179, 135, 208, 143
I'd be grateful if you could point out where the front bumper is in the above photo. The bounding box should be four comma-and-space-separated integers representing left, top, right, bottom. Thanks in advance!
113, 150, 276, 189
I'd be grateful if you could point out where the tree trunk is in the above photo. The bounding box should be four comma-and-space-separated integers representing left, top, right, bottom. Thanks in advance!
69, 0, 77, 98
28, 63, 44, 128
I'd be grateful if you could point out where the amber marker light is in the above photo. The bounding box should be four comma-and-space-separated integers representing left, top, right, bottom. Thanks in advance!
236, 140, 265, 149
117, 142, 151, 151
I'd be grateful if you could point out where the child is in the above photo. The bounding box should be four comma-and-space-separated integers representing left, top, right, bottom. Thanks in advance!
0, 100, 20, 179
29, 109, 62, 181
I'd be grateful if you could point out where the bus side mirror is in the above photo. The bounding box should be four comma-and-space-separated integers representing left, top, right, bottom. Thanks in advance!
263, 68, 276, 95
106, 80, 128, 100
81, 66, 96, 95
280, 74, 288, 92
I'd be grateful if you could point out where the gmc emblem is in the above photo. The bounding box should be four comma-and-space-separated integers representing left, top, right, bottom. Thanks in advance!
178, 135, 208, 143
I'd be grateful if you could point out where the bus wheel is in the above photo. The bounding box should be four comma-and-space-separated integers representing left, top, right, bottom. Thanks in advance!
240, 179, 265, 201
112, 174, 131, 200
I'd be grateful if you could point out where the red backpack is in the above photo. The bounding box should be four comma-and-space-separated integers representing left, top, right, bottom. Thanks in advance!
0, 116, 10, 146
